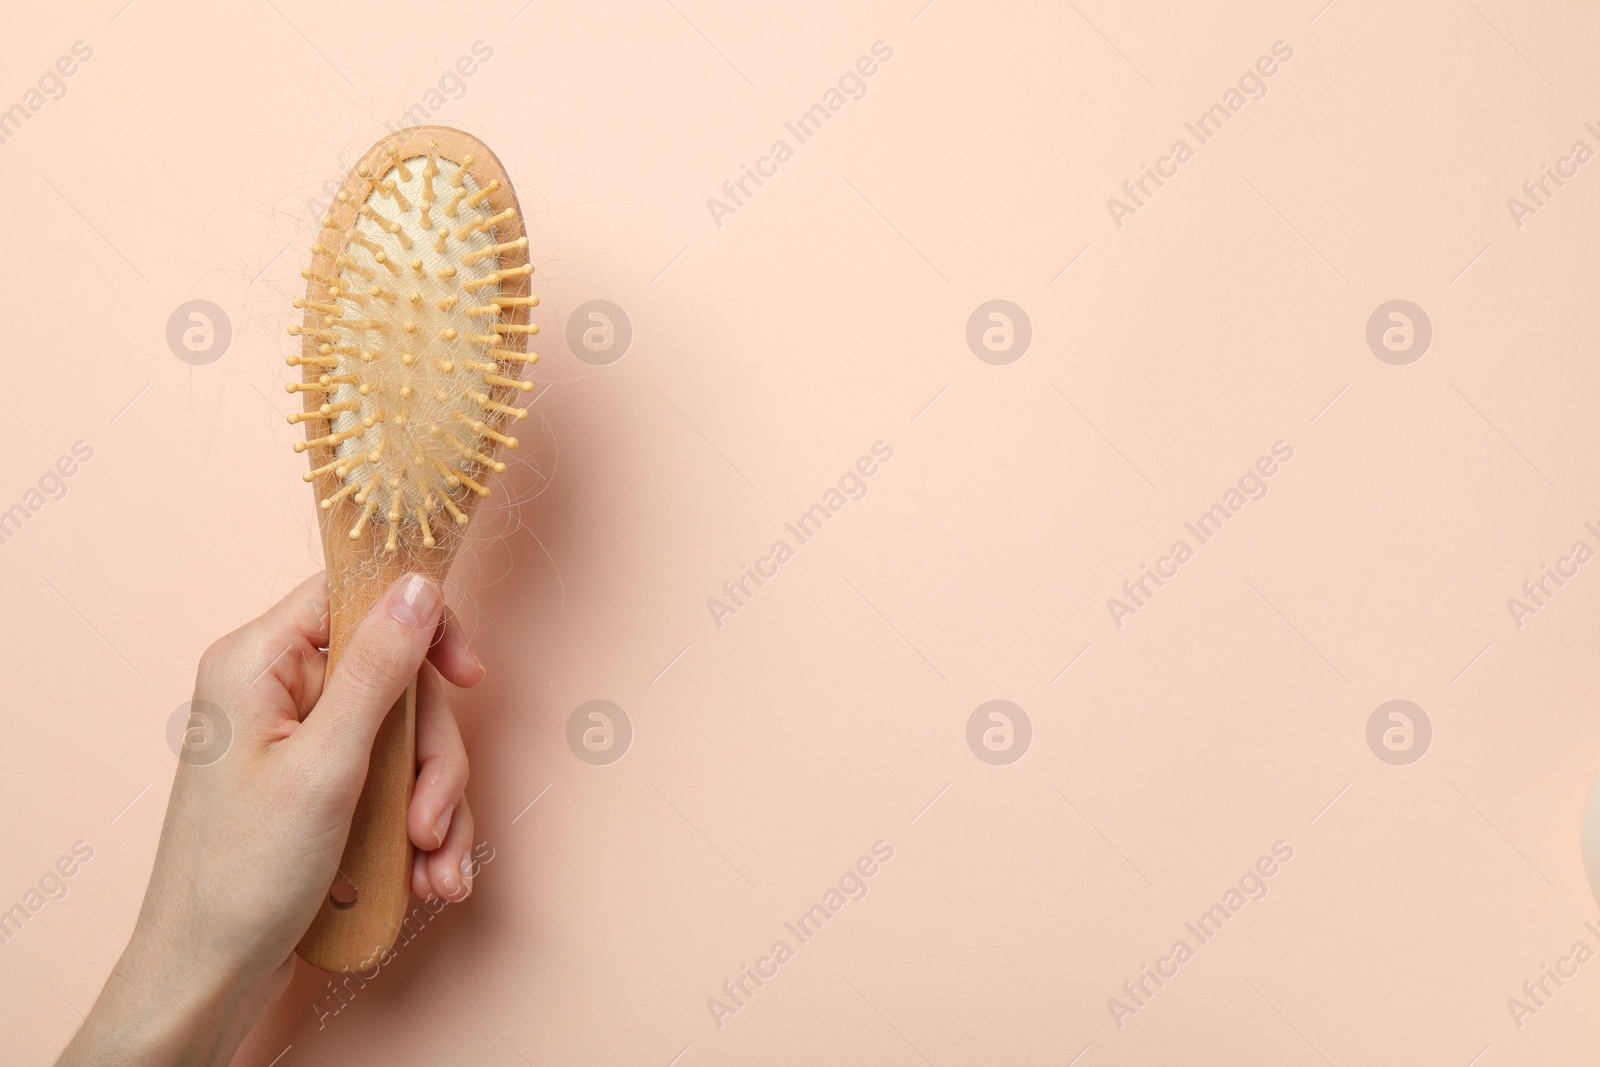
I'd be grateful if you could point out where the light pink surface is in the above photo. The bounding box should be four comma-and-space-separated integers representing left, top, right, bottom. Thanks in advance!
5, 1, 1600, 1063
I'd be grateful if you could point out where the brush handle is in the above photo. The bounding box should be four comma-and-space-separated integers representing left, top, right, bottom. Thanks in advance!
296, 659, 417, 973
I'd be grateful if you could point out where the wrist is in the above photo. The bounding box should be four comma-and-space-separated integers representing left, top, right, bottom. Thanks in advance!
58, 925, 271, 1067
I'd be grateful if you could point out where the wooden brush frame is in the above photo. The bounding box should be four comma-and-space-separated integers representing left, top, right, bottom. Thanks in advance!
293, 126, 531, 973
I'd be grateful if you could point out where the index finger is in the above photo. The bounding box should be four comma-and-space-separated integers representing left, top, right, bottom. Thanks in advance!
427, 606, 485, 689
253, 571, 332, 648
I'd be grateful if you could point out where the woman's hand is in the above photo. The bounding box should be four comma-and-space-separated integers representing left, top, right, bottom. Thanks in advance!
55, 572, 484, 1066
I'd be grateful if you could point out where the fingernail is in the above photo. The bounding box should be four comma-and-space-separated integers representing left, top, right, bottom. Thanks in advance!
389, 574, 441, 629
460, 853, 474, 895
432, 803, 455, 848
473, 653, 486, 680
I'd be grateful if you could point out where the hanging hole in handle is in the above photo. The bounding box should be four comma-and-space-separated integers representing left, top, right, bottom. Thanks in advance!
330, 878, 358, 909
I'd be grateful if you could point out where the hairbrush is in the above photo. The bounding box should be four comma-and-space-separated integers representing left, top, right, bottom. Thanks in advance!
286, 126, 535, 972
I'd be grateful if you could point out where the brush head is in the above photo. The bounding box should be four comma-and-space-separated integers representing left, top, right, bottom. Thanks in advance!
289, 128, 536, 556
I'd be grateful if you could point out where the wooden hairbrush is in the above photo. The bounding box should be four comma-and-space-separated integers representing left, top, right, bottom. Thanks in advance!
287, 126, 536, 972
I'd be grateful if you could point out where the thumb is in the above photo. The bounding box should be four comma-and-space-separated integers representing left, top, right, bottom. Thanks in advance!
299, 573, 443, 773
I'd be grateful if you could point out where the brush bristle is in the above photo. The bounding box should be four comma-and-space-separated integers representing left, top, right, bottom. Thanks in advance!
288, 140, 537, 552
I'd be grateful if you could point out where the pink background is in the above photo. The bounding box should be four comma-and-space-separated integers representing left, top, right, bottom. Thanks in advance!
6, 0, 1600, 1063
